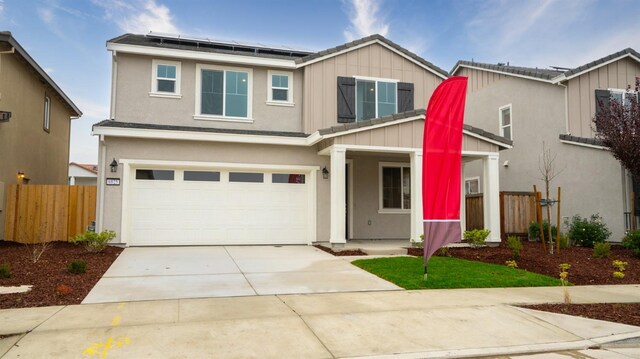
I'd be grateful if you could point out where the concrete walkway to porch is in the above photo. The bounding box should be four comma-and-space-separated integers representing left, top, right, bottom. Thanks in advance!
1, 285, 639, 358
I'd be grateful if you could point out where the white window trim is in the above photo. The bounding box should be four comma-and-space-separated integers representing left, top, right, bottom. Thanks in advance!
43, 95, 51, 132
378, 161, 411, 214
266, 70, 294, 106
465, 176, 480, 195
499, 104, 512, 140
608, 88, 637, 102
194, 63, 253, 122
150, 59, 182, 98
354, 76, 399, 122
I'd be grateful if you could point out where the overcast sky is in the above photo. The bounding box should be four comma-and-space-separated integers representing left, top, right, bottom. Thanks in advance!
2, 0, 639, 164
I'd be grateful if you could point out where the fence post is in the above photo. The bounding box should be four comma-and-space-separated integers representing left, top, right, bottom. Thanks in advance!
499, 192, 505, 240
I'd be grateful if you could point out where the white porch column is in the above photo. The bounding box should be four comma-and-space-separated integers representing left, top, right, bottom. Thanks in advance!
410, 150, 423, 243
483, 154, 501, 243
329, 147, 347, 246
460, 162, 466, 236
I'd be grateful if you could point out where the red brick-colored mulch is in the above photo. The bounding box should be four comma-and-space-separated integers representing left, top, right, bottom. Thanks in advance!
0, 241, 122, 309
408, 240, 640, 285
522, 303, 640, 327
314, 245, 367, 256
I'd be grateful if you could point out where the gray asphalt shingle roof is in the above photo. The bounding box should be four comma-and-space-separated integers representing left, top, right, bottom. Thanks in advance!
559, 134, 604, 147
563, 48, 640, 77
318, 109, 513, 147
93, 120, 309, 138
451, 60, 563, 80
108, 34, 312, 60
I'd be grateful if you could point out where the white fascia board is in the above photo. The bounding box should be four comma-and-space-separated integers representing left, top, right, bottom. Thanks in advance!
560, 139, 607, 151
321, 115, 423, 140
456, 64, 553, 84
296, 39, 448, 80
92, 126, 310, 146
118, 159, 320, 172
555, 53, 640, 83
463, 129, 513, 149
319, 144, 420, 156
107, 43, 297, 69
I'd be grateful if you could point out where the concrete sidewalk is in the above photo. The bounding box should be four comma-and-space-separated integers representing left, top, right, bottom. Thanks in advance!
1, 285, 639, 358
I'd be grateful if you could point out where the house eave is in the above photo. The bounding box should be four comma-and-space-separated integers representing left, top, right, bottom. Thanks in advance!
106, 42, 298, 69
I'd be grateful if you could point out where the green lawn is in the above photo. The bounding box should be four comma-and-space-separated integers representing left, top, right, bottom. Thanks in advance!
352, 256, 562, 289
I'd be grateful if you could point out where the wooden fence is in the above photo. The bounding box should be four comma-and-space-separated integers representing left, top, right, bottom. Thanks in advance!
466, 191, 537, 238
4, 185, 96, 243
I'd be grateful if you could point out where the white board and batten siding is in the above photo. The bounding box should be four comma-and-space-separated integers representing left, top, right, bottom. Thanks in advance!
123, 162, 317, 246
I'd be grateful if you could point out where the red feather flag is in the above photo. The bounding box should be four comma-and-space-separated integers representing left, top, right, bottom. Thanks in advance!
422, 76, 468, 279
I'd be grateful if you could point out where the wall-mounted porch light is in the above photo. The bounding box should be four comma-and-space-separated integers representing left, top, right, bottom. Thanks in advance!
17, 171, 25, 182
110, 158, 118, 173
322, 167, 329, 179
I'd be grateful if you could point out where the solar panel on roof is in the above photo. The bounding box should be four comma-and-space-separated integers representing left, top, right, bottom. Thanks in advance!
146, 32, 313, 54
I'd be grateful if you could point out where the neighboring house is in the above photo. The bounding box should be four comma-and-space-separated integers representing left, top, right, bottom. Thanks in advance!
452, 48, 640, 242
69, 163, 98, 186
93, 33, 511, 247
0, 31, 82, 240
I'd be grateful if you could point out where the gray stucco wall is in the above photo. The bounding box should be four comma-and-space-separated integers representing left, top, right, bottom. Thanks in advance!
461, 73, 627, 241
114, 53, 303, 132
350, 155, 410, 239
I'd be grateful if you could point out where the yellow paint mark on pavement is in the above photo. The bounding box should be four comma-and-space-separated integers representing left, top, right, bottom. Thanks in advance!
83, 336, 130, 358
111, 315, 121, 326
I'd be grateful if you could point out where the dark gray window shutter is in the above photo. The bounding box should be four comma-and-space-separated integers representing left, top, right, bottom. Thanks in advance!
337, 77, 356, 123
397, 82, 414, 113
595, 89, 611, 116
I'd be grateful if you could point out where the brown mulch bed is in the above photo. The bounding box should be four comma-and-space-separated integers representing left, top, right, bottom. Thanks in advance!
314, 245, 367, 256
408, 241, 640, 285
522, 303, 640, 327
0, 241, 122, 309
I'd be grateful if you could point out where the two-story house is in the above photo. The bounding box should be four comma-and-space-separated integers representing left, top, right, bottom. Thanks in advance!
0, 31, 82, 240
452, 48, 640, 242
94, 33, 511, 247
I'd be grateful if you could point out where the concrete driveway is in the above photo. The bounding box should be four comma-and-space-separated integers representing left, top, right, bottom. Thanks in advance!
83, 246, 399, 303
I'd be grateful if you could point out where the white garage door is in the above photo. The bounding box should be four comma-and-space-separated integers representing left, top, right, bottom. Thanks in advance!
128, 167, 311, 245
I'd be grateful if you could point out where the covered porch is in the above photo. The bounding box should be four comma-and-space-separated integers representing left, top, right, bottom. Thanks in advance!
315, 112, 512, 247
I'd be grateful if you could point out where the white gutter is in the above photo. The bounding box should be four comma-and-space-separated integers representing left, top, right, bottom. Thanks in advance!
107, 43, 297, 69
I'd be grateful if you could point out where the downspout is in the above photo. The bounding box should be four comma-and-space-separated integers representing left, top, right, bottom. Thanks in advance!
556, 81, 569, 134
109, 52, 117, 119
97, 134, 106, 232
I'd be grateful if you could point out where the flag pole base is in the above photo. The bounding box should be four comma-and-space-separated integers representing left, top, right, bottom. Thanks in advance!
423, 265, 428, 282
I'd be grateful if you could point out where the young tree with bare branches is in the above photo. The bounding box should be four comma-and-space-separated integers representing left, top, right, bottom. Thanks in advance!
539, 142, 561, 254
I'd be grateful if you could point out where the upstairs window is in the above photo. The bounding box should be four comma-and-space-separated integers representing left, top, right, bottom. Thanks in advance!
43, 95, 50, 132
356, 79, 397, 121
151, 60, 181, 97
267, 71, 293, 105
499, 104, 512, 140
196, 64, 251, 120
595, 88, 638, 129
337, 76, 413, 124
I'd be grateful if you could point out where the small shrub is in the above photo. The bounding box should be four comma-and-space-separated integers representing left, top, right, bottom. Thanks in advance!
612, 271, 625, 279
612, 260, 628, 272
56, 284, 72, 295
412, 234, 425, 248
71, 230, 116, 253
593, 242, 611, 258
67, 260, 87, 274
436, 246, 450, 257
528, 221, 557, 240
558, 233, 570, 249
505, 260, 518, 268
463, 229, 490, 248
506, 235, 523, 260
568, 214, 611, 248
0, 264, 10, 278
622, 230, 640, 257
